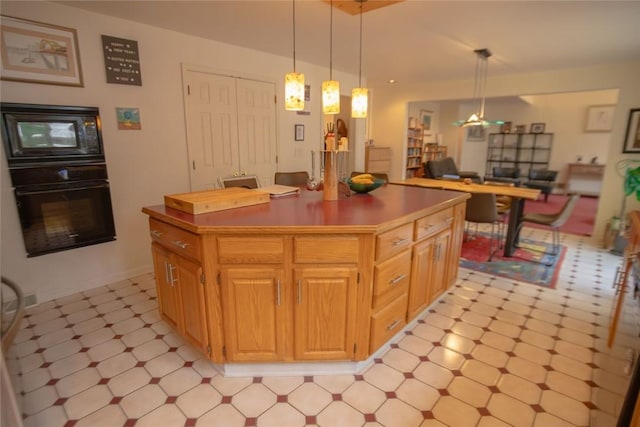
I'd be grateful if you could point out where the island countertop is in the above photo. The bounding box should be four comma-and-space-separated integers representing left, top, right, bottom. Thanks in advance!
142, 184, 469, 234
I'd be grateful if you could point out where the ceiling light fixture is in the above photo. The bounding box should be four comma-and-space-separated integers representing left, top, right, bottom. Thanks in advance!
453, 48, 504, 127
322, 0, 340, 115
284, 0, 304, 111
351, 0, 368, 118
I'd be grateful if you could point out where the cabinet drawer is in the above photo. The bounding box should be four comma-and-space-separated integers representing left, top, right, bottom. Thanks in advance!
149, 218, 201, 260
294, 236, 359, 263
376, 223, 413, 261
373, 250, 411, 310
415, 207, 454, 241
217, 236, 285, 264
370, 293, 408, 353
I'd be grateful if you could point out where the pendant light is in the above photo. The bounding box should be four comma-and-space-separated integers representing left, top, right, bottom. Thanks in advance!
453, 48, 504, 127
351, 0, 368, 118
284, 0, 304, 111
322, 0, 340, 115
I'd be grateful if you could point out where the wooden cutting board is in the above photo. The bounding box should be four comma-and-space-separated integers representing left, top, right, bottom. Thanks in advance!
164, 187, 270, 214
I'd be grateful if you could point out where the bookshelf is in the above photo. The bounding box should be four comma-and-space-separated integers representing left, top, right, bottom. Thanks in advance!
406, 118, 424, 178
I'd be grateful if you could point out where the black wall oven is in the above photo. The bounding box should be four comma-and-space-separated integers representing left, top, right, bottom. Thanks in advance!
1, 103, 116, 257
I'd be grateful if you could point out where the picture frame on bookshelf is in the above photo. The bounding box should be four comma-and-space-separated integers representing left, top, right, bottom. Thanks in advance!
467, 126, 486, 141
515, 125, 526, 133
530, 123, 546, 134
420, 109, 433, 137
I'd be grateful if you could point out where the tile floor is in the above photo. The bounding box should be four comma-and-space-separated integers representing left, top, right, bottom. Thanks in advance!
4, 226, 640, 427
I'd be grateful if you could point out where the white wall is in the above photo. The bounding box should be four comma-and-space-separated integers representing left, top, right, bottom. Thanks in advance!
371, 61, 640, 244
0, 2, 363, 302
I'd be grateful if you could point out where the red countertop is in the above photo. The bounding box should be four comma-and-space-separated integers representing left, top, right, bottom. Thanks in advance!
142, 184, 469, 234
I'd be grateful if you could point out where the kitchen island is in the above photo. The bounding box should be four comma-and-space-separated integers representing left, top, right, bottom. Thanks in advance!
142, 184, 469, 372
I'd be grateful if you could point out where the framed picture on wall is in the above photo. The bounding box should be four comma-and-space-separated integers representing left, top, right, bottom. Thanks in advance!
530, 123, 546, 134
420, 109, 433, 137
585, 105, 615, 132
622, 108, 640, 153
0, 15, 84, 87
467, 125, 486, 141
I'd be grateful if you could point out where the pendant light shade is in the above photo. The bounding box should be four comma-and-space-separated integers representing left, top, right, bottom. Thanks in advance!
322, 0, 340, 115
351, 0, 368, 118
285, 72, 304, 111
284, 0, 304, 111
351, 87, 368, 118
453, 48, 504, 127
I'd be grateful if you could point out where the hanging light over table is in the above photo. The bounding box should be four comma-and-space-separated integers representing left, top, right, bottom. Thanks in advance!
322, 0, 340, 115
284, 0, 304, 111
351, 0, 368, 118
453, 48, 504, 127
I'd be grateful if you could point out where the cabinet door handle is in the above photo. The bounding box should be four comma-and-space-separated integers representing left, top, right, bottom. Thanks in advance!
392, 237, 409, 247
386, 319, 401, 331
172, 240, 188, 249
151, 230, 163, 238
164, 261, 171, 284
389, 274, 406, 285
276, 279, 281, 306
168, 264, 177, 287
297, 279, 302, 305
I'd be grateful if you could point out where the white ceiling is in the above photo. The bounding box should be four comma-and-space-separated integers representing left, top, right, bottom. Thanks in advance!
56, 0, 640, 88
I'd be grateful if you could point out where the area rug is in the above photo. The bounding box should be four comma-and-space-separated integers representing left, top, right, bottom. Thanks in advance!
459, 233, 566, 288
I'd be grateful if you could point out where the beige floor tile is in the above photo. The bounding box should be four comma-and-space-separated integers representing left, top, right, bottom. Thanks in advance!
488, 319, 522, 338
451, 321, 484, 340
520, 329, 556, 350
48, 353, 91, 379
131, 339, 169, 362
460, 359, 501, 386
427, 346, 466, 370
479, 331, 516, 352
136, 404, 187, 427
513, 342, 552, 365
476, 416, 512, 427
423, 312, 456, 330
232, 383, 277, 417
196, 404, 245, 427
471, 344, 509, 368
23, 405, 68, 427
539, 390, 591, 426
554, 340, 594, 364
363, 363, 405, 391
467, 301, 499, 318
159, 366, 202, 396
545, 371, 592, 402
557, 327, 594, 348
413, 361, 454, 389
73, 317, 107, 336
448, 376, 491, 407
375, 399, 423, 427
23, 385, 59, 416
496, 373, 542, 404
261, 375, 305, 395
525, 317, 559, 336
395, 378, 440, 411
120, 384, 166, 418
432, 396, 480, 427
259, 403, 307, 427
411, 323, 446, 342
43, 339, 82, 363
493, 309, 527, 326
21, 367, 51, 393
144, 352, 184, 378
108, 367, 151, 397
505, 356, 548, 384
532, 412, 576, 427
121, 327, 156, 348
440, 332, 476, 354
460, 310, 492, 328
342, 380, 386, 413
382, 348, 421, 372
111, 317, 145, 336
64, 384, 113, 420
487, 393, 535, 427
209, 375, 252, 396
288, 382, 332, 415
55, 367, 101, 398
317, 401, 364, 427
176, 384, 222, 417
397, 334, 435, 356
74, 405, 128, 427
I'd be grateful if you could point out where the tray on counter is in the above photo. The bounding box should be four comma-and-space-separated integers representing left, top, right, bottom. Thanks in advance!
164, 187, 270, 214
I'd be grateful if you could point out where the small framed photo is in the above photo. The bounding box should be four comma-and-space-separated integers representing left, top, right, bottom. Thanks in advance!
466, 126, 486, 141
515, 125, 526, 134
585, 105, 615, 132
294, 124, 304, 141
0, 15, 84, 87
420, 109, 433, 137
530, 123, 546, 134
500, 121, 512, 134
116, 107, 141, 130
622, 108, 640, 153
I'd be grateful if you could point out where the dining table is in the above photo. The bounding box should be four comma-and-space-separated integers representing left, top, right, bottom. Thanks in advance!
391, 177, 541, 257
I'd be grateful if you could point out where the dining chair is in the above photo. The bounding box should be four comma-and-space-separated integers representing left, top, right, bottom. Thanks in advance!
464, 192, 503, 261
218, 175, 260, 189
516, 193, 581, 262
274, 171, 309, 186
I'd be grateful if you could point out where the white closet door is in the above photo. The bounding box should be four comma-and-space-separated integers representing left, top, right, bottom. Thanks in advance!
183, 68, 277, 191
236, 78, 278, 187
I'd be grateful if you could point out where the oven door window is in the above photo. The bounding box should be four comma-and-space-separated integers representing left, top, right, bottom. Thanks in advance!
15, 181, 116, 257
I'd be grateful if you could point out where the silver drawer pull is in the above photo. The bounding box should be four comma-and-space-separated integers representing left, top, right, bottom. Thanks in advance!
392, 238, 409, 246
172, 240, 188, 249
151, 230, 163, 237
389, 274, 406, 285
276, 279, 281, 306
386, 319, 401, 331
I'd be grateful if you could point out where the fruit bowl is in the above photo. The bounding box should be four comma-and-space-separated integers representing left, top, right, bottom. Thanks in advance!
347, 177, 386, 194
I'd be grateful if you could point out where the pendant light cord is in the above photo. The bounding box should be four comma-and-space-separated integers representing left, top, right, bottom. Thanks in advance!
358, 1, 363, 87
292, 0, 296, 72
329, 0, 333, 80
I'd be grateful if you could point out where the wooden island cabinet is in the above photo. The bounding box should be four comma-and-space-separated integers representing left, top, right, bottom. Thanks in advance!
142, 185, 469, 367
